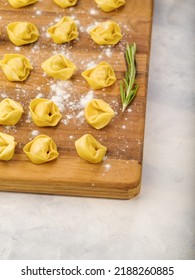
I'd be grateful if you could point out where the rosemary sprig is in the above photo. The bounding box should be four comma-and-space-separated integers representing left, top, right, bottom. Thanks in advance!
120, 43, 139, 112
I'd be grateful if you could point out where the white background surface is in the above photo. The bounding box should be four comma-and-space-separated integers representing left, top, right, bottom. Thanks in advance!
0, 0, 194, 260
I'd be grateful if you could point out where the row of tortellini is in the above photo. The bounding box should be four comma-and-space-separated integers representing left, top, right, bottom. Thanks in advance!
0, 132, 107, 164
0, 98, 62, 127
0, 132, 59, 164
8, 0, 126, 12
0, 97, 114, 163
0, 98, 114, 129
5, 18, 122, 46
0, 53, 117, 90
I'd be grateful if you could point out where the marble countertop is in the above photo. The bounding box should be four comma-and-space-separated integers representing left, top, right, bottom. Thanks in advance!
0, 0, 194, 260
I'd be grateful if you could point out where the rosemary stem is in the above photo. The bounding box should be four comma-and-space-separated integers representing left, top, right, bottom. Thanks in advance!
120, 43, 138, 112
122, 103, 127, 113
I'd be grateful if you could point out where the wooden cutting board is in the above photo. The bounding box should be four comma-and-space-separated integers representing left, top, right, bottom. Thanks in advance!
0, 0, 153, 199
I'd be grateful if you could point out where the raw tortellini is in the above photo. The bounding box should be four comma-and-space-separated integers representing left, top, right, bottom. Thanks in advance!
7, 22, 39, 46
30, 98, 62, 127
89, 21, 122, 45
85, 99, 115, 129
75, 134, 107, 163
47, 16, 79, 44
41, 54, 77, 80
0, 54, 33, 82
0, 132, 17, 161
0, 98, 24, 126
95, 0, 126, 12
8, 0, 38, 8
82, 62, 116, 90
52, 0, 78, 8
23, 134, 59, 164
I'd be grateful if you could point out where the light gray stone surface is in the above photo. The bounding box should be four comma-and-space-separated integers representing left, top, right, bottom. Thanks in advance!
0, 0, 194, 260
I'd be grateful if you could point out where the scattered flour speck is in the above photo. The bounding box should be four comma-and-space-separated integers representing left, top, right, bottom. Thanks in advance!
86, 23, 96, 33
75, 19, 80, 25
104, 48, 113, 57
61, 119, 68, 125
54, 17, 61, 22
104, 163, 111, 171
79, 26, 85, 32
15, 46, 21, 51
86, 61, 97, 69
89, 8, 98, 15
50, 81, 72, 112
1, 93, 7, 98
36, 93, 44, 98
79, 90, 94, 108
76, 110, 84, 119
36, 10, 42, 15
31, 130, 39, 137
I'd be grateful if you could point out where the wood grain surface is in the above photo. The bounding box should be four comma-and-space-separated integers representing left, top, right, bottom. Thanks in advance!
0, 0, 153, 199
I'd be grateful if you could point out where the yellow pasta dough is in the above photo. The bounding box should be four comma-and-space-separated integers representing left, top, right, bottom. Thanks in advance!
23, 134, 59, 164
52, 0, 78, 8
47, 16, 78, 44
7, 22, 39, 46
82, 62, 116, 90
89, 21, 122, 45
41, 54, 77, 80
8, 0, 38, 8
85, 99, 115, 129
30, 98, 62, 127
95, 0, 126, 12
0, 54, 33, 82
0, 132, 17, 161
0, 98, 24, 126
75, 134, 107, 163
